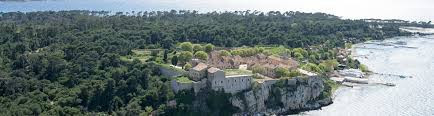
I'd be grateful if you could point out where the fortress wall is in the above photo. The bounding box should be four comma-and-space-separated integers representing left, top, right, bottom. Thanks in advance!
171, 80, 193, 93
193, 78, 208, 93
211, 75, 253, 94
160, 67, 185, 78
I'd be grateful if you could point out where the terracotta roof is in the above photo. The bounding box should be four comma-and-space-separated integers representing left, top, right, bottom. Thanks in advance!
192, 63, 208, 71
207, 67, 220, 73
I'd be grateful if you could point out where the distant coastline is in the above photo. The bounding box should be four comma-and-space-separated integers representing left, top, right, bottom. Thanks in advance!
0, 0, 50, 2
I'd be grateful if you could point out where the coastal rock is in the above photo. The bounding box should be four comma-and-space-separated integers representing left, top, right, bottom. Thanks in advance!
231, 76, 332, 115
338, 69, 364, 78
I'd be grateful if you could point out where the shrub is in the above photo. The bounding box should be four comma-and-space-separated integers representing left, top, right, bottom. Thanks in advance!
302, 63, 322, 73
251, 65, 265, 74
288, 70, 302, 77
220, 50, 231, 56
274, 67, 290, 78
183, 63, 192, 70
360, 64, 370, 72
204, 44, 215, 53
180, 42, 193, 52
194, 51, 208, 60
193, 44, 203, 53
319, 60, 339, 72
178, 51, 193, 63
294, 52, 304, 61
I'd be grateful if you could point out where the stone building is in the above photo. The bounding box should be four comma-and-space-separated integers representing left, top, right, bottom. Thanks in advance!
211, 75, 252, 94
207, 66, 253, 94
171, 78, 207, 93
207, 67, 224, 81
188, 63, 208, 81
172, 63, 254, 94
208, 52, 298, 78
169, 50, 303, 94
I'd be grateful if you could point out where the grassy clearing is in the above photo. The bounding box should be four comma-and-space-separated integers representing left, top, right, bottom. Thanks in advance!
176, 76, 193, 83
120, 49, 154, 62
132, 49, 152, 55
120, 55, 150, 62
121, 49, 175, 63
224, 69, 252, 76
261, 46, 289, 56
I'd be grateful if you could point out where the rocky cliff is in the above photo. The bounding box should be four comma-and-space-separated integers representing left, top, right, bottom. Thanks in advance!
172, 76, 333, 115
230, 76, 332, 115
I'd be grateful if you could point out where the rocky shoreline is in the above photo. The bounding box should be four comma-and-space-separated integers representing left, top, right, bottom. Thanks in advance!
229, 76, 333, 115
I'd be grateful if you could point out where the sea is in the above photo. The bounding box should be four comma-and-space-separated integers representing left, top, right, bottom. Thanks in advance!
302, 34, 434, 116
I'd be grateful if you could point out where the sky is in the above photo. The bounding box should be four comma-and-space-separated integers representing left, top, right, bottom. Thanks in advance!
151, 0, 434, 22
1, 0, 433, 22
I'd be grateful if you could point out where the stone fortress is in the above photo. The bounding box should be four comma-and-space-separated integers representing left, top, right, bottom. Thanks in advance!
171, 62, 254, 94
170, 51, 301, 94
207, 51, 298, 78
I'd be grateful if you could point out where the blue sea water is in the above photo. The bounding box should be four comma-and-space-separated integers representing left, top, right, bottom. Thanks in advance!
302, 35, 434, 116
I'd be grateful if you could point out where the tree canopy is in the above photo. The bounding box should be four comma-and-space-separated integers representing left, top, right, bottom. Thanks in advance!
178, 51, 193, 63
193, 44, 203, 53
194, 51, 208, 60
180, 42, 193, 52
220, 50, 231, 56
204, 44, 215, 53
0, 10, 423, 115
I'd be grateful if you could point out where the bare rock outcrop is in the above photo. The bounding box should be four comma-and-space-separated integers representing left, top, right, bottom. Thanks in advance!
230, 76, 332, 115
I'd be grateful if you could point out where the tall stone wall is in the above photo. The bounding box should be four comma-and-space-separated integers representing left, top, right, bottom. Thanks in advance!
171, 79, 208, 94
193, 78, 208, 93
160, 66, 185, 78
171, 80, 193, 93
211, 75, 253, 94
207, 70, 224, 82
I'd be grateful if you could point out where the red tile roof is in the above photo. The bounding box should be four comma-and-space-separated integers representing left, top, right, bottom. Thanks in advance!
192, 63, 208, 71
207, 67, 221, 73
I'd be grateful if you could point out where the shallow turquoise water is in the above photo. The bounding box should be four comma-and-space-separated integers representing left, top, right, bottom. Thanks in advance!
302, 35, 434, 116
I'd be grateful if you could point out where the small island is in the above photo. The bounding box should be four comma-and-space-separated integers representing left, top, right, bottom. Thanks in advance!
0, 10, 431, 115
123, 41, 373, 114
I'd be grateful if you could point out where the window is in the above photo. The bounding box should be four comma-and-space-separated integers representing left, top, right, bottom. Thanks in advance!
235, 80, 236, 82
221, 81, 223, 83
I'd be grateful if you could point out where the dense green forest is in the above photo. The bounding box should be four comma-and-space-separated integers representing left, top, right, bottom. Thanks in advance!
0, 10, 425, 115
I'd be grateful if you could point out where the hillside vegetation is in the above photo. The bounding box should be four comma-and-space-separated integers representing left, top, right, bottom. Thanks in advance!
0, 10, 425, 115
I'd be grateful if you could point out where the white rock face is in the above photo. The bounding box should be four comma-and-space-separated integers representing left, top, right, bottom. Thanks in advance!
231, 76, 331, 115
338, 69, 364, 78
